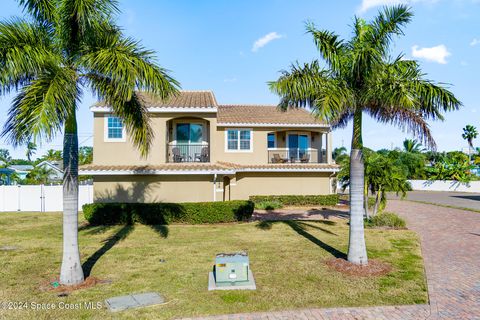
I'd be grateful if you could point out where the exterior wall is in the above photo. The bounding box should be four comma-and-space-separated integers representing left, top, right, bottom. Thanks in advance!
93, 112, 217, 165
211, 127, 327, 165
93, 111, 330, 165
230, 172, 332, 200
93, 175, 214, 203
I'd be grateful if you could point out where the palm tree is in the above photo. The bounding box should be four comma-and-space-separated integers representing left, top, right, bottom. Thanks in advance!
43, 149, 63, 162
0, 0, 179, 285
26, 141, 37, 162
403, 138, 423, 153
462, 125, 478, 162
332, 146, 347, 162
269, 5, 461, 265
26, 166, 54, 185
0, 149, 11, 163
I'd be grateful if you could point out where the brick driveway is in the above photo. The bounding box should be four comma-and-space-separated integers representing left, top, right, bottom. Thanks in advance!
183, 200, 480, 320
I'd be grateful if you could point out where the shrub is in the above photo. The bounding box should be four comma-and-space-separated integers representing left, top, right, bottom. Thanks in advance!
365, 212, 406, 229
255, 200, 283, 210
367, 197, 386, 212
249, 194, 339, 206
83, 200, 254, 225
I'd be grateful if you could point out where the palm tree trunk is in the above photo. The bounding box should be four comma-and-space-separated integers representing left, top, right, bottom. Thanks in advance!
60, 110, 84, 285
373, 189, 381, 216
347, 110, 368, 265
364, 187, 370, 219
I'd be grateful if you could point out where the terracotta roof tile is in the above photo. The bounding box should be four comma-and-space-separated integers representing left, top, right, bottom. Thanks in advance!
79, 162, 339, 173
217, 105, 325, 126
95, 91, 218, 109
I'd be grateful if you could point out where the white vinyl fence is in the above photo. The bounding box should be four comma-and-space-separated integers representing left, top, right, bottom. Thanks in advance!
0, 185, 93, 212
408, 180, 480, 193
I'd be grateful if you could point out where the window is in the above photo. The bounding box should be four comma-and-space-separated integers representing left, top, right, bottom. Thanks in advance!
267, 133, 276, 149
105, 116, 125, 141
226, 129, 252, 151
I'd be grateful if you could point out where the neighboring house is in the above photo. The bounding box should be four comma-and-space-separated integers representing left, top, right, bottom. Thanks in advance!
0, 164, 33, 184
80, 91, 339, 203
35, 160, 64, 182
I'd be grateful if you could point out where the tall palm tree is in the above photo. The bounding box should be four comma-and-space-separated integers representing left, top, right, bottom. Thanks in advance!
0, 0, 179, 285
26, 141, 37, 162
269, 5, 461, 265
403, 138, 423, 153
462, 125, 478, 162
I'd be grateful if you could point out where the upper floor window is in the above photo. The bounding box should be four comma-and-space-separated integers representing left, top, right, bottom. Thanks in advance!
104, 115, 125, 142
226, 129, 252, 152
267, 133, 276, 149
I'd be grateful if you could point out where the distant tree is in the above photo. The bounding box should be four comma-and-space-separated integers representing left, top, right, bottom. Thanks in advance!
332, 146, 348, 163
26, 141, 37, 161
79, 146, 93, 165
462, 125, 478, 161
43, 149, 62, 161
0, 149, 11, 163
426, 152, 473, 183
388, 149, 426, 179
26, 166, 54, 185
403, 138, 424, 153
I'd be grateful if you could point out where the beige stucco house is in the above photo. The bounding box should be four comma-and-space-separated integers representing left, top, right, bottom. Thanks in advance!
80, 91, 340, 203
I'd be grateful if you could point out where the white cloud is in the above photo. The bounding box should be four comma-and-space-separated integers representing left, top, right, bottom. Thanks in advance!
470, 38, 480, 46
411, 44, 451, 64
252, 32, 283, 52
357, 0, 438, 14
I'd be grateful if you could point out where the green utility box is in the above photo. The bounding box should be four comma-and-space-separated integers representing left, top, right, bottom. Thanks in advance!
214, 252, 249, 284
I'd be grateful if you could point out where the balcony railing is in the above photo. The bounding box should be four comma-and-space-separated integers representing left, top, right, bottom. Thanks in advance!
167, 143, 209, 163
268, 149, 324, 164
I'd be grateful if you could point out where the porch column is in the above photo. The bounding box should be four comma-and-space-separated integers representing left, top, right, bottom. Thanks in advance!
326, 131, 333, 164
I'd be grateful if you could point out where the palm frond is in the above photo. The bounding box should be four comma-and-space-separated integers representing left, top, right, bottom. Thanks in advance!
0, 19, 61, 94
1, 66, 78, 146
306, 22, 345, 74
366, 106, 436, 149
368, 5, 413, 56
87, 74, 153, 156
18, 0, 58, 25
80, 31, 179, 100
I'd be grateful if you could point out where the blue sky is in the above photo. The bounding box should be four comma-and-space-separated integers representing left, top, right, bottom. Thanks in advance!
0, 0, 479, 159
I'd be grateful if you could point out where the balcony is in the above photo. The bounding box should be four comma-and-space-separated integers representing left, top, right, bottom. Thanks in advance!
167, 143, 210, 163
268, 148, 326, 164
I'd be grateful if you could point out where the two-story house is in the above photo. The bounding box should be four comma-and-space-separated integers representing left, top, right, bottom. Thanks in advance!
80, 91, 340, 203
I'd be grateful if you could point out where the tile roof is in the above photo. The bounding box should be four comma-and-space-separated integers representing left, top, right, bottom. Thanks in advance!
95, 91, 218, 109
217, 105, 326, 126
79, 162, 339, 174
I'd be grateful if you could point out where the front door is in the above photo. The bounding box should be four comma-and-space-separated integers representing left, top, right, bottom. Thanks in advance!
288, 134, 309, 161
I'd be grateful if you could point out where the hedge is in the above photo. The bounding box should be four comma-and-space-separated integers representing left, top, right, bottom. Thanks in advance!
249, 194, 339, 206
83, 200, 254, 225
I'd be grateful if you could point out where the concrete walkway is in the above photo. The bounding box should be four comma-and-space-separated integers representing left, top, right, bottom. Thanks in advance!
183, 200, 480, 320
388, 190, 480, 211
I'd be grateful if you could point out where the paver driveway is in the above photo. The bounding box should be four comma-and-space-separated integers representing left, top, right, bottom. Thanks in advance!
183, 200, 480, 320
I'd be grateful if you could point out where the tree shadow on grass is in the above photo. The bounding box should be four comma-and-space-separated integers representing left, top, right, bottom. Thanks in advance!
82, 224, 135, 277
148, 225, 169, 238
256, 220, 346, 259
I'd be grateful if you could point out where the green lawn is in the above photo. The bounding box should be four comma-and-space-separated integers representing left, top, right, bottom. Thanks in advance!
0, 212, 427, 319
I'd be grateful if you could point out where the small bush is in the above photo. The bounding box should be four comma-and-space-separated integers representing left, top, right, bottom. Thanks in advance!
83, 200, 254, 225
366, 212, 406, 229
255, 200, 283, 210
250, 194, 339, 206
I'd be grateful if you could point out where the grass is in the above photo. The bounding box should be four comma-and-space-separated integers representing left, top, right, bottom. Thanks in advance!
0, 212, 427, 319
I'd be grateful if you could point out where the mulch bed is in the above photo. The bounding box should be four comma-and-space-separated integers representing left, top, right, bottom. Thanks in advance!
326, 258, 392, 277
39, 277, 111, 294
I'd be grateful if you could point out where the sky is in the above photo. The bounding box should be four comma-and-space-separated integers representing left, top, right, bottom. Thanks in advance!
0, 0, 479, 159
